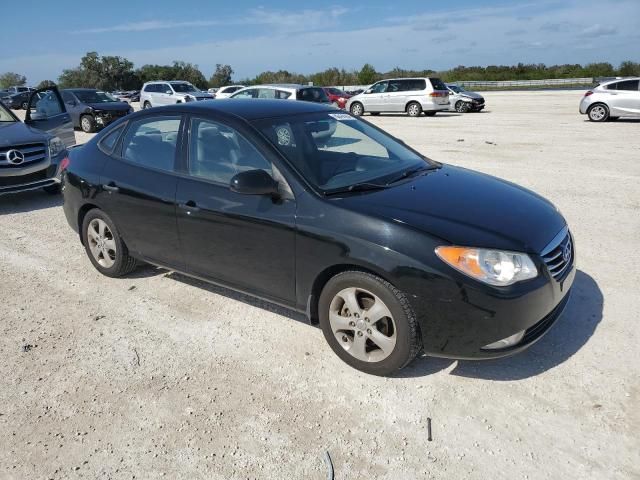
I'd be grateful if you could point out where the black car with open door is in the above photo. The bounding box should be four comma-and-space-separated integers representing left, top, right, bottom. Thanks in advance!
0, 86, 75, 195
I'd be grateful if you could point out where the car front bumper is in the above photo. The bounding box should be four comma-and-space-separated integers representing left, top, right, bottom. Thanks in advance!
0, 151, 66, 195
410, 257, 576, 360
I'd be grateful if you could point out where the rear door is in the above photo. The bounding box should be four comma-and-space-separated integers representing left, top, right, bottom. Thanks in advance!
98, 114, 183, 267
384, 79, 410, 112
606, 80, 640, 115
25, 87, 75, 146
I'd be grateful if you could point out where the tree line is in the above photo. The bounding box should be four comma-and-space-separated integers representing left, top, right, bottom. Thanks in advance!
2, 52, 639, 91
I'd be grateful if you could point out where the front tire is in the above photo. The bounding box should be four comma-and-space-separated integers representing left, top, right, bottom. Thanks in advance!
82, 209, 138, 278
455, 101, 470, 113
406, 102, 422, 117
319, 271, 421, 376
350, 102, 364, 116
143, 101, 152, 109
587, 103, 609, 122
80, 115, 96, 133
21, 101, 28, 110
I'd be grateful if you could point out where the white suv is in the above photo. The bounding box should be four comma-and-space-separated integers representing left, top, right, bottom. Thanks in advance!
346, 77, 450, 117
140, 81, 213, 109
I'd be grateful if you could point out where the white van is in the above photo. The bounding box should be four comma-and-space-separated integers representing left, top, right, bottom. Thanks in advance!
346, 77, 450, 117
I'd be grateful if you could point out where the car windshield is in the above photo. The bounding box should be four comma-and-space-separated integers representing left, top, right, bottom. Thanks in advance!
448, 85, 465, 93
327, 88, 345, 96
74, 91, 117, 103
0, 102, 16, 122
255, 112, 437, 193
171, 83, 198, 93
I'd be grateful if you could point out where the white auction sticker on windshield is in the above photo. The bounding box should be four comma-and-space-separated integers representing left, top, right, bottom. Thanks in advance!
329, 113, 355, 121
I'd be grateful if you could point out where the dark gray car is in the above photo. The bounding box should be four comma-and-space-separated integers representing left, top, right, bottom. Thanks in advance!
0, 87, 75, 195
62, 89, 133, 133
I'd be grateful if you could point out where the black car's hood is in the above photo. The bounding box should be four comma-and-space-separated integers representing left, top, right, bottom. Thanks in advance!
459, 91, 484, 100
0, 121, 51, 146
338, 165, 565, 253
87, 102, 130, 111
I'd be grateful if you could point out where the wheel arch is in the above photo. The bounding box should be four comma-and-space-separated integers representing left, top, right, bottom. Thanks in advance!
307, 263, 394, 325
77, 203, 100, 244
405, 100, 422, 111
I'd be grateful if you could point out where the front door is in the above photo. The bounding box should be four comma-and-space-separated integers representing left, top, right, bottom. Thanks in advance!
98, 114, 183, 268
607, 79, 640, 115
363, 81, 388, 112
25, 87, 75, 146
175, 115, 297, 304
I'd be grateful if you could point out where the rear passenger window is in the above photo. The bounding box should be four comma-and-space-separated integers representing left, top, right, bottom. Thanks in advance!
258, 88, 276, 99
188, 118, 271, 184
121, 116, 181, 172
610, 80, 639, 91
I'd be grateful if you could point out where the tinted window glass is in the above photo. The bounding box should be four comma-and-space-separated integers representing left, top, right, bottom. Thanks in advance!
611, 80, 639, 91
258, 88, 277, 99
121, 116, 180, 171
387, 80, 404, 92
404, 79, 426, 91
62, 91, 75, 103
189, 118, 271, 184
296, 88, 329, 103
429, 78, 447, 90
143, 84, 154, 92
171, 83, 198, 93
99, 124, 125, 153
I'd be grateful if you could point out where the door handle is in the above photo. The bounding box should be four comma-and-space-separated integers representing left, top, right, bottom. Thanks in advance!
102, 183, 119, 193
179, 200, 200, 213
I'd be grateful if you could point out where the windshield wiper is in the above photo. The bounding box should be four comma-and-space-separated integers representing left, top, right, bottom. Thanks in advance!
385, 165, 433, 185
324, 182, 388, 196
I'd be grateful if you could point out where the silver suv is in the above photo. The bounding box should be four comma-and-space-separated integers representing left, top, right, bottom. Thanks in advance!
140, 81, 213, 109
346, 77, 449, 117
580, 77, 640, 122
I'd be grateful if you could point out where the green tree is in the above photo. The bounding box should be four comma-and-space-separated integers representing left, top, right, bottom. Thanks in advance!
58, 51, 139, 90
209, 64, 234, 88
0, 72, 27, 89
357, 64, 378, 85
618, 60, 640, 76
36, 80, 56, 89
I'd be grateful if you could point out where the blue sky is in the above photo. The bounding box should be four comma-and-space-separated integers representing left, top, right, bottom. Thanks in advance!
1, 0, 638, 84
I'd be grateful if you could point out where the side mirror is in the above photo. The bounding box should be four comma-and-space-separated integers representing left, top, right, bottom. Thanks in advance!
230, 169, 279, 196
165, 90, 172, 95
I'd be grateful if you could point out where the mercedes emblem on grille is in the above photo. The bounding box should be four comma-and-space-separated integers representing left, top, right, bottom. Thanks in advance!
562, 241, 572, 263
6, 149, 25, 165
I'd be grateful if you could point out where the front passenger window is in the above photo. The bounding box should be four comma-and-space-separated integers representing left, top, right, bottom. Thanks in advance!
188, 118, 272, 184
121, 116, 181, 172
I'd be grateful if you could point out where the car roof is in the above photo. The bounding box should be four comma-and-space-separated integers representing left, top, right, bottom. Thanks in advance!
600, 77, 640, 85
66, 88, 99, 91
134, 98, 335, 121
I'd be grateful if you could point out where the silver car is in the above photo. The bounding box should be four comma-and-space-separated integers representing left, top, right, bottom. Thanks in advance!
346, 77, 450, 117
140, 81, 213, 109
446, 84, 485, 113
579, 77, 640, 122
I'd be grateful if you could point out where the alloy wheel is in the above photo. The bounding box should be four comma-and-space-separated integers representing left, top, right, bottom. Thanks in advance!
81, 117, 92, 132
407, 104, 421, 116
87, 219, 116, 268
350, 103, 363, 116
589, 105, 607, 121
328, 287, 397, 362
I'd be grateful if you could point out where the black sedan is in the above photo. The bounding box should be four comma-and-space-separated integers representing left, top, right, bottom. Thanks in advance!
61, 100, 574, 375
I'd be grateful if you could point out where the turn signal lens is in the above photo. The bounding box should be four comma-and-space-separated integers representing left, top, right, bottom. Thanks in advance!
584, 91, 593, 97
59, 157, 70, 172
435, 246, 538, 286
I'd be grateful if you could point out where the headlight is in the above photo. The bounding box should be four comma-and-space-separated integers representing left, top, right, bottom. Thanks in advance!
435, 246, 538, 286
48, 136, 65, 158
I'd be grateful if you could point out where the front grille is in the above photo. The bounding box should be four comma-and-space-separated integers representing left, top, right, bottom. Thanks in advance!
541, 229, 573, 281
0, 169, 48, 187
0, 143, 47, 168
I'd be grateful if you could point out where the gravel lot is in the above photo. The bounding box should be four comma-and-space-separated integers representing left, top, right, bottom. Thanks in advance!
1, 91, 638, 479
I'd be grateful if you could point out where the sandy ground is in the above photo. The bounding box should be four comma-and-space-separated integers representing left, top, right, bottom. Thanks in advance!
1, 91, 639, 479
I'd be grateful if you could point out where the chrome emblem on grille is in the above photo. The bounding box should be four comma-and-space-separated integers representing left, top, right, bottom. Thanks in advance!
562, 241, 572, 263
6, 149, 25, 165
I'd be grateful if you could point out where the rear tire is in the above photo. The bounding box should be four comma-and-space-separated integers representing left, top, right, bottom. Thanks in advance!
406, 102, 422, 117
319, 271, 421, 376
350, 102, 364, 116
80, 115, 96, 133
587, 103, 609, 122
81, 209, 138, 278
